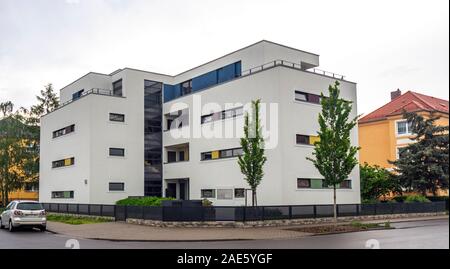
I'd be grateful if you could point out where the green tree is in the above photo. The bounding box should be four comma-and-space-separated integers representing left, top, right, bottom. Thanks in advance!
307, 81, 359, 222
0, 106, 39, 206
389, 112, 449, 196
238, 99, 267, 206
29, 83, 59, 125
360, 163, 400, 202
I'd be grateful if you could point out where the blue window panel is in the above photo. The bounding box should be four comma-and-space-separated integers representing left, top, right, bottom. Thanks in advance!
234, 61, 242, 77
192, 70, 218, 92
218, 63, 237, 83
163, 84, 178, 103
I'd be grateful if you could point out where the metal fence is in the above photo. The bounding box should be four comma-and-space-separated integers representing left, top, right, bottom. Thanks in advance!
41, 201, 446, 222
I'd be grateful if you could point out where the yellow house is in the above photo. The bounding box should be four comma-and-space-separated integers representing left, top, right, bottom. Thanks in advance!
358, 90, 449, 195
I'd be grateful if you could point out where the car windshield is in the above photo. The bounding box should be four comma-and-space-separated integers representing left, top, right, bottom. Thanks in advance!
16, 202, 43, 211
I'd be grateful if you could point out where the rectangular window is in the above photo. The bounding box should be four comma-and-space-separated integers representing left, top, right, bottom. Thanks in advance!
297, 178, 311, 188
109, 182, 125, 191
234, 188, 245, 198
217, 189, 233, 200
181, 80, 192, 95
109, 113, 125, 122
113, 79, 123, 96
53, 124, 75, 138
295, 91, 322, 104
201, 147, 243, 161
109, 148, 125, 157
167, 151, 177, 163
397, 120, 412, 135
52, 157, 75, 168
72, 89, 84, 100
178, 151, 185, 162
201, 189, 216, 198
201, 106, 243, 124
296, 134, 310, 145
340, 180, 352, 189
51, 191, 74, 199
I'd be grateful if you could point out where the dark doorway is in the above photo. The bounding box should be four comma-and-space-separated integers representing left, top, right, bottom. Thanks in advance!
166, 183, 177, 198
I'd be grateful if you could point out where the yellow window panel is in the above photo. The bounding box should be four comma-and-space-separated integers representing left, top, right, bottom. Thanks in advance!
64, 158, 72, 166
309, 136, 320, 145
211, 151, 219, 159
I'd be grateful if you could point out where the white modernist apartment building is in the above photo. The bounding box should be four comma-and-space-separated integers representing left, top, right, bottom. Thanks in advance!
39, 40, 361, 206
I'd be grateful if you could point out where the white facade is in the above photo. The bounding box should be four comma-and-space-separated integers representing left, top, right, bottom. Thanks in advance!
39, 40, 360, 205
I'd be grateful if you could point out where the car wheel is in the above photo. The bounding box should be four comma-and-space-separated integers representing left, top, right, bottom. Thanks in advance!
0, 218, 4, 229
8, 220, 15, 232
39, 225, 46, 232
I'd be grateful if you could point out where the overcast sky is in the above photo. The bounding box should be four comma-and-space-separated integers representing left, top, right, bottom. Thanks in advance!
0, 0, 448, 115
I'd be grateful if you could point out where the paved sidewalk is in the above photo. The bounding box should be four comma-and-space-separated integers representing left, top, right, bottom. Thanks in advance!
46, 215, 448, 242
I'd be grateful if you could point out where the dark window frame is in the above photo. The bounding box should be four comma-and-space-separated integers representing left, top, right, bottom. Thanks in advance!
295, 90, 322, 105
109, 147, 125, 157
109, 182, 125, 192
297, 178, 311, 189
296, 134, 311, 145
52, 157, 75, 168
109, 113, 125, 122
53, 124, 75, 139
201, 106, 244, 125
201, 189, 216, 198
234, 188, 246, 198
201, 147, 243, 161
51, 191, 74, 199
112, 79, 123, 97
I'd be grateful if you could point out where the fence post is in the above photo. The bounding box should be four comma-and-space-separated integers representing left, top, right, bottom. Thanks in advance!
77, 204, 79, 215
113, 205, 117, 221
142, 206, 145, 220
336, 205, 340, 217
243, 206, 246, 223
356, 204, 360, 216
289, 206, 292, 219
88, 204, 91, 215
374, 203, 377, 215
125, 206, 128, 221
261, 207, 265, 221
313, 205, 317, 218
100, 205, 103, 216
57, 203, 60, 213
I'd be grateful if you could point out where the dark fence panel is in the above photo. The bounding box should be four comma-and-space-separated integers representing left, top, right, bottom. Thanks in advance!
41, 201, 446, 222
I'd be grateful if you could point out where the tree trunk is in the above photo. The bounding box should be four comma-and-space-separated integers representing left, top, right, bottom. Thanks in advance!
252, 188, 257, 207
333, 185, 337, 224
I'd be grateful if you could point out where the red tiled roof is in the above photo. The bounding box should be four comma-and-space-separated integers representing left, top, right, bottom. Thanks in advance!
359, 91, 449, 123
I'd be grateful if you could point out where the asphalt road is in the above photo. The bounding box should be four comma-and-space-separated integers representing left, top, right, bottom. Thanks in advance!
0, 218, 448, 249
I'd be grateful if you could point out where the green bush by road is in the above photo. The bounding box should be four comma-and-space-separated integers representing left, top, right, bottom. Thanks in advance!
404, 195, 431, 203
115, 196, 175, 206
46, 214, 112, 225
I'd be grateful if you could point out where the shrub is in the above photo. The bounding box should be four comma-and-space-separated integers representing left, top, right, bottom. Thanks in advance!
202, 199, 213, 206
404, 195, 431, 203
115, 196, 175, 206
392, 196, 408, 203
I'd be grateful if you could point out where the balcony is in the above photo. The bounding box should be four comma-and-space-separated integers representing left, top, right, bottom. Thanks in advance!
165, 143, 190, 164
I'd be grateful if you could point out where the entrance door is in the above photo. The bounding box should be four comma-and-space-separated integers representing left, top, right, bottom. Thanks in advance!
166, 183, 177, 198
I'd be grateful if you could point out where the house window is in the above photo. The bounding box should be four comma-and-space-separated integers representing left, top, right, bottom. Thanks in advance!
53, 124, 75, 138
51, 191, 74, 199
109, 113, 125, 122
201, 106, 244, 124
167, 151, 177, 163
296, 134, 310, 145
109, 148, 125, 157
24, 182, 39, 192
297, 178, 311, 188
72, 89, 84, 100
217, 189, 233, 200
178, 151, 185, 162
201, 147, 243, 161
201, 189, 216, 198
52, 157, 75, 168
181, 80, 192, 95
109, 182, 125, 191
113, 79, 123, 96
397, 120, 413, 135
340, 180, 352, 189
234, 188, 245, 198
295, 91, 322, 104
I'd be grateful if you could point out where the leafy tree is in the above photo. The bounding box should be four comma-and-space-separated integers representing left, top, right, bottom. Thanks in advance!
238, 99, 267, 206
0, 108, 39, 206
360, 163, 400, 202
0, 101, 14, 117
389, 112, 449, 196
28, 83, 59, 125
307, 81, 359, 222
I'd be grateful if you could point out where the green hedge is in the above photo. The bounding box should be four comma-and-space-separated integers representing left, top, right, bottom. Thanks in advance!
115, 196, 175, 206
404, 195, 431, 203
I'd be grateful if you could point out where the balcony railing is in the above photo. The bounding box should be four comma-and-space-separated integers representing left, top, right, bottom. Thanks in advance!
241, 60, 345, 80
46, 88, 122, 115
240, 59, 346, 81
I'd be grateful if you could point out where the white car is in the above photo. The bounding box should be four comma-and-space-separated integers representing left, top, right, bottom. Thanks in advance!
0, 200, 47, 232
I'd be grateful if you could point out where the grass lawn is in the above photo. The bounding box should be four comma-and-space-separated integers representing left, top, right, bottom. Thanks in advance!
287, 221, 392, 235
46, 214, 112, 225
